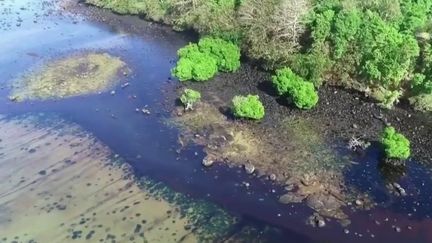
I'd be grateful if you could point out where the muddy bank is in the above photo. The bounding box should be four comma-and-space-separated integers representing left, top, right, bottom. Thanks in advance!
173, 65, 431, 165
166, 63, 432, 226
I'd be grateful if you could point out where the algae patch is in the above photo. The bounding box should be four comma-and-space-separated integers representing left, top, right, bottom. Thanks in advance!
10, 53, 127, 101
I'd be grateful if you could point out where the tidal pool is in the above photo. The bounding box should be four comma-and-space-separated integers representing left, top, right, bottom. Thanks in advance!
1, 0, 432, 242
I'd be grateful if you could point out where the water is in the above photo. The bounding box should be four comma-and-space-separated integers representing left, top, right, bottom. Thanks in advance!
1, 0, 432, 242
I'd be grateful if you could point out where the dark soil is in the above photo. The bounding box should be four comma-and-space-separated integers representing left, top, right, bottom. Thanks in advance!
175, 64, 432, 166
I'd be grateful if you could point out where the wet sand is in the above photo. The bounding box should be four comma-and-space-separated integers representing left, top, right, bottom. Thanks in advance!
0, 115, 234, 242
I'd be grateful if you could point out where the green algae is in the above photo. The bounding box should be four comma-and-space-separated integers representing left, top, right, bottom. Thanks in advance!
10, 53, 127, 101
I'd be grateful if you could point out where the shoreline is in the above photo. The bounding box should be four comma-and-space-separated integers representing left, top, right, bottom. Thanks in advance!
68, 0, 431, 166
47, 0, 432, 240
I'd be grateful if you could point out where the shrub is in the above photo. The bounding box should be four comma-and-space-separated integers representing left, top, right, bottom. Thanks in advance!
172, 45, 218, 81
172, 37, 240, 81
271, 67, 304, 95
232, 95, 265, 120
381, 126, 411, 160
409, 93, 432, 112
289, 82, 319, 109
198, 37, 241, 72
272, 67, 319, 109
411, 73, 432, 95
180, 88, 201, 110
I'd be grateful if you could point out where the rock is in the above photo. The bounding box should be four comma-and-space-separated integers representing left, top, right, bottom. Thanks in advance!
352, 124, 358, 129
307, 214, 326, 228
394, 226, 401, 233
8, 96, 19, 102
269, 174, 277, 181
339, 219, 351, 227
355, 199, 363, 206
393, 182, 407, 196
279, 193, 304, 204
244, 164, 255, 174
284, 184, 295, 191
301, 173, 317, 186
344, 229, 349, 234
141, 108, 151, 115
317, 219, 326, 228
202, 157, 214, 167
121, 82, 130, 89
110, 90, 116, 95
306, 193, 347, 219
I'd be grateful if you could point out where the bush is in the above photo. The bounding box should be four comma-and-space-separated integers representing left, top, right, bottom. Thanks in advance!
289, 82, 319, 109
271, 67, 304, 95
172, 45, 218, 81
172, 37, 240, 81
381, 126, 411, 160
411, 73, 432, 95
180, 88, 201, 110
198, 37, 241, 72
409, 93, 432, 112
232, 95, 265, 120
272, 67, 319, 109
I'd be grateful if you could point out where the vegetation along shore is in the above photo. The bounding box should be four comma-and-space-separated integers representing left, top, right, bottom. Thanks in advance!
81, 0, 432, 231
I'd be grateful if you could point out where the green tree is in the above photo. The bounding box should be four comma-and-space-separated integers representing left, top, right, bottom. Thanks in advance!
359, 11, 419, 88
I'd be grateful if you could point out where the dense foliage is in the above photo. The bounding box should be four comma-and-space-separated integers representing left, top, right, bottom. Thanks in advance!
172, 49, 218, 81
272, 68, 319, 109
88, 0, 432, 111
180, 88, 201, 109
232, 95, 265, 120
172, 37, 241, 81
381, 126, 411, 160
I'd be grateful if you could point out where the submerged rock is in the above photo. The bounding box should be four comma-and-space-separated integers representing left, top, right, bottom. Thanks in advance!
202, 156, 215, 167
279, 193, 304, 204
244, 164, 255, 174
306, 214, 326, 228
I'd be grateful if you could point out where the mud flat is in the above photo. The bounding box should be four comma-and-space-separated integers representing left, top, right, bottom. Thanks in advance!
10, 53, 127, 101
0, 114, 240, 242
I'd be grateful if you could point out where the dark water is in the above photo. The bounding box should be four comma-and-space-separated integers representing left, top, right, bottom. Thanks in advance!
1, 0, 432, 242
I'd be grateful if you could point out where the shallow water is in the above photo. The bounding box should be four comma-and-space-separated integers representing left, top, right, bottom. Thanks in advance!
1, 0, 432, 242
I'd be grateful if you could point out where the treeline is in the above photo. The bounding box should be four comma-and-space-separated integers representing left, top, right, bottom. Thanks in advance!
86, 0, 432, 111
